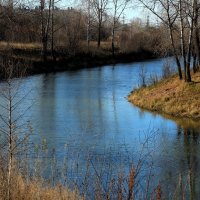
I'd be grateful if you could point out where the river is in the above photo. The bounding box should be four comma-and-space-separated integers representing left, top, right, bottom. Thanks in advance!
6, 57, 200, 198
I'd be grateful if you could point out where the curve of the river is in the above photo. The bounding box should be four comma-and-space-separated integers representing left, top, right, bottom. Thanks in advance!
9, 57, 200, 198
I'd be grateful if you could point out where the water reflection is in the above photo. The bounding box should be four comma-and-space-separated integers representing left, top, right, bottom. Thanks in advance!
182, 128, 199, 199
157, 126, 200, 199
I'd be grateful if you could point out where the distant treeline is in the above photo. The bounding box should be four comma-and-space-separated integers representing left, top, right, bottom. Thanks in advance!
0, 1, 171, 61
1, 0, 200, 82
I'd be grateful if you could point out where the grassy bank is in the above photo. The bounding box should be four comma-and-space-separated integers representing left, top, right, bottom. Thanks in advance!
128, 71, 200, 120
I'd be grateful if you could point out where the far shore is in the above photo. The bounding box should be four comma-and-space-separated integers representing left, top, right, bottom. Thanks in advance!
0, 42, 159, 76
30, 51, 158, 75
128, 71, 200, 121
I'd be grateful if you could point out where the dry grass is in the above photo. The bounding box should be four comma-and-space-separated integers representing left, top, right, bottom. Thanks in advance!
0, 42, 44, 62
80, 40, 114, 56
0, 170, 82, 200
128, 71, 200, 120
0, 41, 114, 61
0, 41, 113, 52
0, 41, 114, 51
81, 40, 112, 49
0, 42, 41, 50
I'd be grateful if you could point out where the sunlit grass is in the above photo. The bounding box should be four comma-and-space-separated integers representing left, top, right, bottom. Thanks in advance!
0, 171, 81, 200
128, 71, 200, 119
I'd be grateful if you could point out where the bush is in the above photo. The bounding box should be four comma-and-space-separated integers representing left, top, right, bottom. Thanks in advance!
162, 61, 174, 79
148, 74, 159, 85
138, 64, 147, 87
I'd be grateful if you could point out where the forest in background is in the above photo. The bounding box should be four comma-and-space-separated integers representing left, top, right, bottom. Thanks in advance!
0, 0, 171, 63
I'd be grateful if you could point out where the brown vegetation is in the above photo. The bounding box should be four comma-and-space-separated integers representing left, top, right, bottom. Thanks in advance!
0, 170, 81, 200
0, 1, 170, 67
128, 71, 200, 119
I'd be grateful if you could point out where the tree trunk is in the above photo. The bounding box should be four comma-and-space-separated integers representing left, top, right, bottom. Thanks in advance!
179, 0, 187, 81
87, 0, 91, 53
111, 27, 115, 57
193, 52, 197, 73
169, 25, 183, 80
186, 0, 195, 82
97, 23, 101, 47
41, 0, 52, 62
166, 0, 182, 80
42, 37, 48, 62
193, 0, 200, 68
51, 0, 56, 61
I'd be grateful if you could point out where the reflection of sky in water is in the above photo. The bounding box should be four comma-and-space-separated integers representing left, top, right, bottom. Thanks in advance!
27, 58, 177, 151
2, 57, 200, 197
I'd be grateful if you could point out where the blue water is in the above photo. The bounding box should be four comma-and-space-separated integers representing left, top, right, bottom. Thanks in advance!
3, 57, 200, 198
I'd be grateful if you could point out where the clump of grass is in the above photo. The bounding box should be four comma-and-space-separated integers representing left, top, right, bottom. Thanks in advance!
0, 168, 81, 200
138, 64, 147, 87
148, 74, 159, 85
162, 61, 175, 79
128, 71, 200, 120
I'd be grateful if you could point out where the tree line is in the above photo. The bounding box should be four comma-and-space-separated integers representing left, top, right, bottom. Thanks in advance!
0, 1, 168, 56
0, 0, 200, 82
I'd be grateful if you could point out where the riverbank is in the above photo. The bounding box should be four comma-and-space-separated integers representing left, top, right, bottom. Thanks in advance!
30, 50, 157, 74
128, 71, 200, 120
0, 42, 158, 75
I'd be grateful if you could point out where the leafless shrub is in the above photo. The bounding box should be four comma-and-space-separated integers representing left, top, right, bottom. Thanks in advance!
162, 61, 174, 79
127, 166, 135, 200
138, 64, 147, 87
156, 182, 162, 200
148, 73, 159, 85
0, 58, 32, 200
64, 11, 85, 56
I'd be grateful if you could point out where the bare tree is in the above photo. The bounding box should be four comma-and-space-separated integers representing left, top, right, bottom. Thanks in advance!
193, 0, 200, 72
176, 0, 195, 81
64, 9, 84, 56
137, 0, 183, 80
80, 0, 95, 52
0, 59, 32, 200
92, 0, 108, 47
110, 0, 129, 57
50, 0, 62, 60
51, 0, 55, 60
83, 0, 92, 52
40, 0, 52, 61
185, 0, 195, 82
178, 0, 187, 80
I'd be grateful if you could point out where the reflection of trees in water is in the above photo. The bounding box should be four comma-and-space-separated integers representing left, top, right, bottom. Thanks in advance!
73, 68, 105, 136
180, 127, 199, 200
156, 125, 200, 199
111, 65, 119, 135
169, 126, 200, 199
39, 74, 56, 142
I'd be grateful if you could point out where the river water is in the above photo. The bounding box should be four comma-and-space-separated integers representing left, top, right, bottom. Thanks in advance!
9, 57, 200, 198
